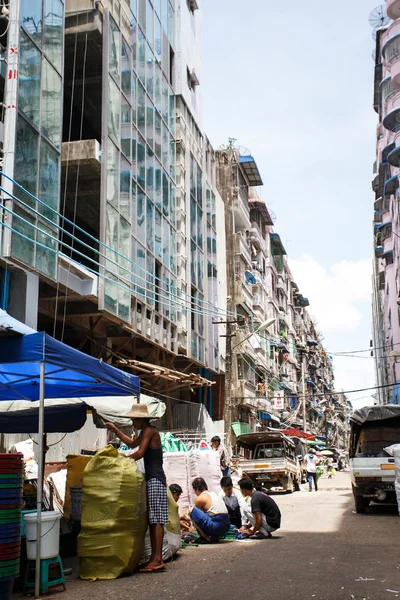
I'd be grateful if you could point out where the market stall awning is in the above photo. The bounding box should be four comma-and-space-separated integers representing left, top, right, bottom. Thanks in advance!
0, 332, 140, 401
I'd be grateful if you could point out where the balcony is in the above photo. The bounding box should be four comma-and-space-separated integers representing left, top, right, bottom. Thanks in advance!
375, 245, 384, 258
379, 77, 398, 115
248, 224, 264, 251
384, 174, 399, 196
374, 209, 383, 223
388, 144, 400, 166
378, 269, 385, 290
383, 106, 400, 132
234, 232, 252, 267
383, 248, 394, 265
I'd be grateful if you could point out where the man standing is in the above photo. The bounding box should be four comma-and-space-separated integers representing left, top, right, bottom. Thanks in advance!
238, 478, 281, 539
106, 404, 168, 573
189, 477, 230, 541
305, 448, 319, 492
210, 436, 231, 476
219, 476, 251, 529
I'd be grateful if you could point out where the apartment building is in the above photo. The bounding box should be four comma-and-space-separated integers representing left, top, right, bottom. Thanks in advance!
370, 1, 400, 404
0, 0, 227, 426
216, 149, 342, 437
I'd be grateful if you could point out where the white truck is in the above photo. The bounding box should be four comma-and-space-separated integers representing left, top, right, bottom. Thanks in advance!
236, 432, 303, 493
350, 405, 400, 513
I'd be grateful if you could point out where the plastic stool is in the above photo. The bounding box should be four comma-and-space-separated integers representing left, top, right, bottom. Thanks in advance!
24, 555, 66, 594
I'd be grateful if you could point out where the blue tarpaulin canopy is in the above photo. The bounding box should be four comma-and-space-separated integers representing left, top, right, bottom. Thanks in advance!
0, 332, 139, 400
0, 331, 140, 593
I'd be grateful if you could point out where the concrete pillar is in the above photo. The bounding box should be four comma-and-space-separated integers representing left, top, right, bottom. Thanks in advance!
8, 269, 39, 330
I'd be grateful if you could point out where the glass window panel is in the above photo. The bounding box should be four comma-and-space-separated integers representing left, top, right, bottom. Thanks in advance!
146, 198, 154, 253
43, 0, 63, 72
121, 97, 131, 158
190, 240, 196, 286
136, 242, 146, 297
132, 72, 137, 123
154, 16, 162, 63
132, 125, 137, 178
169, 89, 175, 134
21, 0, 42, 46
121, 39, 131, 98
161, 0, 168, 33
106, 204, 119, 256
190, 196, 196, 241
104, 278, 118, 314
138, 27, 146, 84
169, 134, 175, 180
131, 15, 137, 72
162, 217, 169, 266
14, 116, 39, 209
146, 0, 154, 47
36, 222, 56, 278
155, 112, 162, 160
137, 189, 146, 244
162, 171, 169, 216
155, 208, 162, 258
146, 252, 154, 305
146, 153, 154, 200
197, 206, 203, 248
12, 207, 35, 267
108, 77, 121, 145
198, 250, 204, 292
146, 43, 154, 99
19, 31, 41, 127
109, 16, 121, 83
131, 180, 137, 236
138, 0, 146, 31
146, 100, 154, 149
137, 82, 146, 136
119, 215, 131, 274
155, 161, 162, 210
39, 138, 59, 222
162, 122, 169, 169
170, 180, 176, 227
197, 164, 203, 206
107, 142, 120, 208
170, 228, 176, 274
120, 158, 131, 221
130, 0, 138, 18
162, 75, 168, 122
41, 59, 62, 148
154, 62, 161, 111
137, 135, 146, 190
167, 1, 174, 47
154, 0, 161, 18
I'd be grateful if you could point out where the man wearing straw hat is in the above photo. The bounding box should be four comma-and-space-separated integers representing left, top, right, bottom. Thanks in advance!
106, 404, 168, 573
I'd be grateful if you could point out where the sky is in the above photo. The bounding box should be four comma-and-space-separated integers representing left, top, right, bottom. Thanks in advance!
201, 0, 382, 410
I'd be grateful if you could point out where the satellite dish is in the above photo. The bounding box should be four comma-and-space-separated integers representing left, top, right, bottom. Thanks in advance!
269, 208, 277, 224
369, 5, 391, 29
245, 270, 257, 285
236, 145, 251, 157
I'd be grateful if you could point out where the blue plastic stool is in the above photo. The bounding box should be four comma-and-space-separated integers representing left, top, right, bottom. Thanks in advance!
24, 555, 66, 594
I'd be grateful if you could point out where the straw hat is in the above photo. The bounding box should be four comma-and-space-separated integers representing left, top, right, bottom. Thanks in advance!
125, 404, 151, 419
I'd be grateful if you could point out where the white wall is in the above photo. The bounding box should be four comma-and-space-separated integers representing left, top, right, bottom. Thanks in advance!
175, 0, 203, 129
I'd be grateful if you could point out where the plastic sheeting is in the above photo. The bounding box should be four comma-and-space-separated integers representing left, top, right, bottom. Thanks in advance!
351, 405, 400, 425
78, 446, 147, 580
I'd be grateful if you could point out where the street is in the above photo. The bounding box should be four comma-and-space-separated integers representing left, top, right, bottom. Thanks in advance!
17, 472, 400, 600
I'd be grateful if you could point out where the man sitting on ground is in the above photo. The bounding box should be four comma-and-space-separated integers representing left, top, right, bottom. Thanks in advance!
238, 478, 281, 539
189, 477, 230, 541
219, 476, 251, 529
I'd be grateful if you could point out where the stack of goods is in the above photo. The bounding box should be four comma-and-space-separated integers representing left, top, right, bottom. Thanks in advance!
78, 445, 148, 580
163, 450, 221, 513
0, 453, 24, 599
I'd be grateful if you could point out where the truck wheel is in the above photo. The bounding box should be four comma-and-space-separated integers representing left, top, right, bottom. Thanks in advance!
352, 485, 369, 514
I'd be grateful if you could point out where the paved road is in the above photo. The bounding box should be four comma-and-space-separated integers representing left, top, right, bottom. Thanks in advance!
14, 473, 400, 600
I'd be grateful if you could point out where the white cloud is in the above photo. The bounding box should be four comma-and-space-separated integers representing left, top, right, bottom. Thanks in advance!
290, 255, 372, 332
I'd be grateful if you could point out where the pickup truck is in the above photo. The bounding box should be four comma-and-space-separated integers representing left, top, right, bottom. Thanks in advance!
236, 432, 303, 493
350, 405, 400, 513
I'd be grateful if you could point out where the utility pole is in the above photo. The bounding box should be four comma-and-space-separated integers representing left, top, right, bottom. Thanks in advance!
224, 317, 234, 451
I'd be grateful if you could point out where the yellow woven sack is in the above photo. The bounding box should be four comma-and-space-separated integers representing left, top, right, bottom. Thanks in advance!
78, 445, 147, 580
165, 487, 180, 535
64, 455, 92, 520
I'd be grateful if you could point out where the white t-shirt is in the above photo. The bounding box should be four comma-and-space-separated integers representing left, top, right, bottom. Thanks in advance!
305, 453, 317, 473
203, 491, 228, 516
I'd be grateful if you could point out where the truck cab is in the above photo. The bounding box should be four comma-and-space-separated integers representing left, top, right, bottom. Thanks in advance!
350, 405, 400, 513
236, 432, 302, 493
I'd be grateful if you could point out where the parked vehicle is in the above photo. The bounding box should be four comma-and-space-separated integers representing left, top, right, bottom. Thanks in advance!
236, 432, 302, 493
350, 405, 400, 513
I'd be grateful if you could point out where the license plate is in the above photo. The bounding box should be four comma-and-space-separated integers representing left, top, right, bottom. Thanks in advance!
381, 464, 395, 470
255, 464, 269, 469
